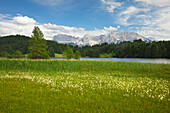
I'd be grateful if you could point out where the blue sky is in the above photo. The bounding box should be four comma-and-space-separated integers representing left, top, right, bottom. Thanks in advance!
0, 0, 170, 40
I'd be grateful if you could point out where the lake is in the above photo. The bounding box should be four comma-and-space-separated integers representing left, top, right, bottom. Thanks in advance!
52, 58, 170, 64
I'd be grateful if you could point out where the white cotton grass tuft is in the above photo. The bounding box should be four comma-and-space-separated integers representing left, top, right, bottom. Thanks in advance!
0, 72, 169, 101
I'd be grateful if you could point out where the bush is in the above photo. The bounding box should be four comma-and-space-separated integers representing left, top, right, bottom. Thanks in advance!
74, 51, 81, 59
13, 50, 23, 58
7, 54, 13, 59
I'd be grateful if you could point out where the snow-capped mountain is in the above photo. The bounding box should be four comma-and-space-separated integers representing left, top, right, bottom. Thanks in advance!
53, 32, 155, 46
53, 34, 80, 44
77, 34, 106, 46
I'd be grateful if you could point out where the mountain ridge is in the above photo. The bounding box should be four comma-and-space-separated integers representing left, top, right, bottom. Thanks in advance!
53, 32, 155, 46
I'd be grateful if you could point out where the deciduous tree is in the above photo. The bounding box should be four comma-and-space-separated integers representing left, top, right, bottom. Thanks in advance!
65, 45, 74, 60
74, 51, 81, 59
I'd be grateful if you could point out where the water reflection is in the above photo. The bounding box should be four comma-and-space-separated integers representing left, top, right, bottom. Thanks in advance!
51, 58, 170, 64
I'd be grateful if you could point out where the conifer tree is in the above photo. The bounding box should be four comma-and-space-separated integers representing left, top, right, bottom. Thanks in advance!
28, 26, 49, 59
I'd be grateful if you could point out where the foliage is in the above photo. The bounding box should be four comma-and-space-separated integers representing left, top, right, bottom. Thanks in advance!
64, 45, 74, 59
28, 26, 50, 59
79, 40, 170, 58
0, 35, 170, 58
13, 50, 23, 58
46, 40, 67, 54
0, 35, 67, 57
47, 47, 55, 57
7, 54, 13, 59
0, 35, 30, 55
100, 53, 112, 58
0, 51, 9, 57
74, 51, 81, 59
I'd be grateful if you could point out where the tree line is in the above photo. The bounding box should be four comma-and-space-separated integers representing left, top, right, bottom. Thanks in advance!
0, 27, 169, 59
78, 40, 170, 58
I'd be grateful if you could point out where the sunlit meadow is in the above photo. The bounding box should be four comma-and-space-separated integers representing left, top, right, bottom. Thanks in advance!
0, 59, 169, 112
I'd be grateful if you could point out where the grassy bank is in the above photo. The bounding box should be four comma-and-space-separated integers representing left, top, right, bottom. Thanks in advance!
0, 59, 169, 112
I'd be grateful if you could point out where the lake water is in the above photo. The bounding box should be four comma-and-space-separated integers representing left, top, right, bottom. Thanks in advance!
80, 58, 170, 64
52, 58, 170, 64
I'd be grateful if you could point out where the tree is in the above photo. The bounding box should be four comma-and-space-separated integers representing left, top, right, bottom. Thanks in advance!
74, 51, 81, 59
47, 47, 55, 58
28, 26, 50, 59
13, 50, 23, 58
0, 51, 8, 57
65, 45, 74, 60
7, 54, 13, 59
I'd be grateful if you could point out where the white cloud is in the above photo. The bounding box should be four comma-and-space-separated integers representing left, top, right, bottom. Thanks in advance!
118, 6, 151, 26
39, 23, 87, 38
40, 23, 113, 38
136, 7, 170, 40
135, 0, 170, 7
0, 14, 119, 39
0, 14, 12, 20
118, 6, 139, 26
116, 2, 170, 41
11, 16, 36, 25
101, 0, 122, 12
104, 26, 120, 31
84, 28, 110, 36
137, 27, 170, 41
120, 6, 139, 15
120, 6, 150, 15
0, 15, 36, 36
152, 7, 170, 31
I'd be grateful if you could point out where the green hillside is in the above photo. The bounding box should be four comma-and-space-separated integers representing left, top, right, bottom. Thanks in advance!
0, 35, 67, 57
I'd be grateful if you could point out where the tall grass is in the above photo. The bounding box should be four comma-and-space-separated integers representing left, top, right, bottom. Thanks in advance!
0, 59, 169, 112
0, 59, 169, 78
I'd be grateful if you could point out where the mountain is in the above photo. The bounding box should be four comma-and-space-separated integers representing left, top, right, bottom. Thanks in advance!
53, 32, 155, 46
77, 34, 106, 46
53, 34, 80, 44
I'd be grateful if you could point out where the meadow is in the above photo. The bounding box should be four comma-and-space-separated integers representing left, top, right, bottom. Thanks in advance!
0, 59, 169, 112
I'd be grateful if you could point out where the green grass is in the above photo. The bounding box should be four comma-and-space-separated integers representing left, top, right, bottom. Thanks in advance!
55, 53, 63, 58
0, 59, 169, 112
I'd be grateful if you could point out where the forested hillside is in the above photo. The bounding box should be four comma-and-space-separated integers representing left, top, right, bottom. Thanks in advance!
0, 35, 30, 56
79, 40, 170, 58
0, 35, 67, 57
0, 35, 170, 58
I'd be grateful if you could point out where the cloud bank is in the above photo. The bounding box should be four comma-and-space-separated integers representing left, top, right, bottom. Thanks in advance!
0, 14, 119, 40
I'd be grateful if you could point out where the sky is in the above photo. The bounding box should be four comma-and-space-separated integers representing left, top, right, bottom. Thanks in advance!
0, 0, 170, 40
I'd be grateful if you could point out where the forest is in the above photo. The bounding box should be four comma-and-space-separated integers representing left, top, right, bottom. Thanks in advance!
0, 35, 170, 58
